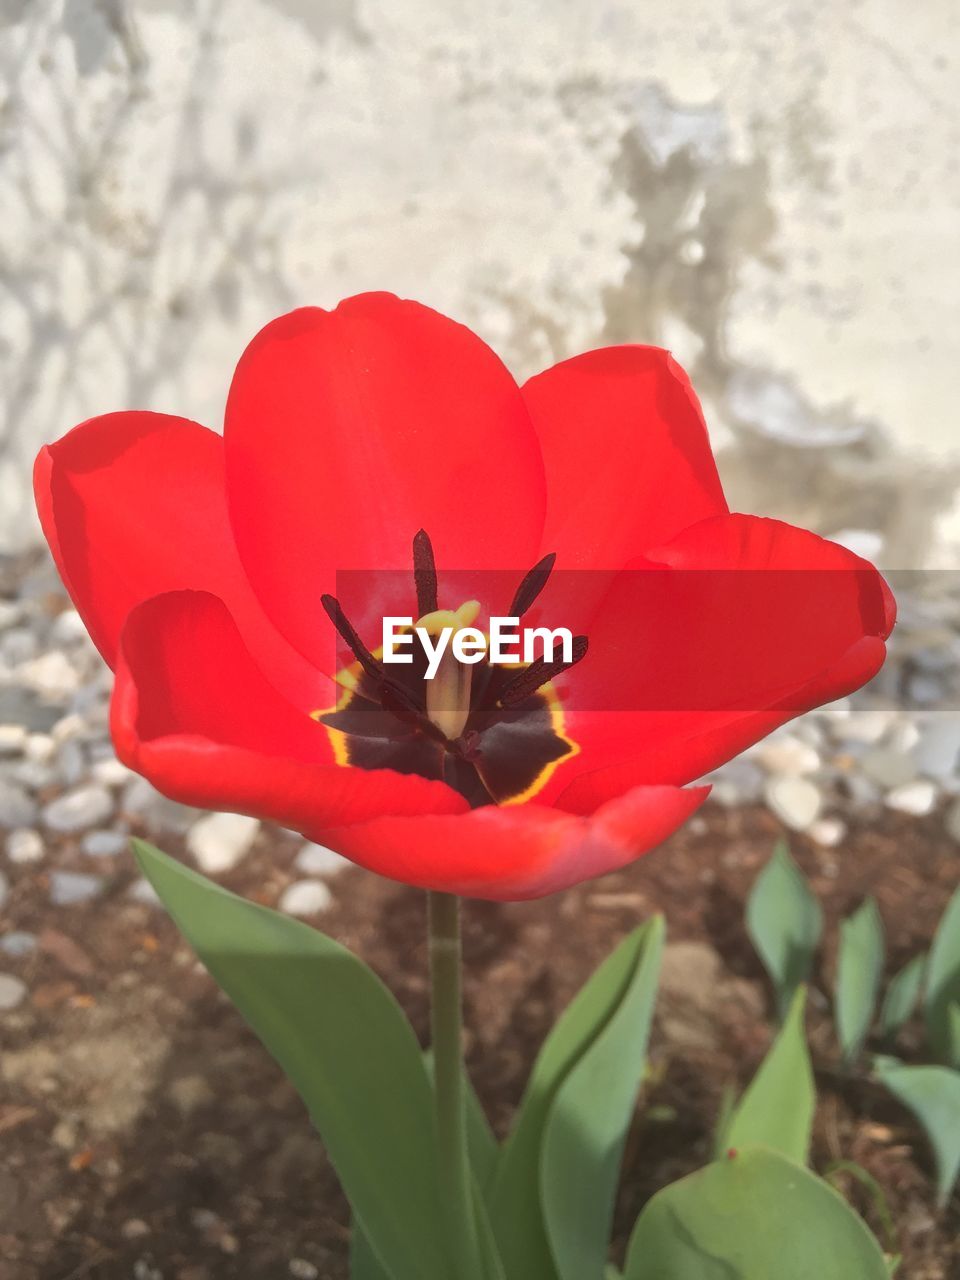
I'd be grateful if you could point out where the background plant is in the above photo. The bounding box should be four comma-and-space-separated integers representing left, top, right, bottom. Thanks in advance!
747, 839, 960, 1209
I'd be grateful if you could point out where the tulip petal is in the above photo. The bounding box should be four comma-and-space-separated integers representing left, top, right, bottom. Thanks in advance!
224, 293, 547, 673
315, 784, 708, 900
112, 591, 468, 832
35, 411, 326, 712
536, 514, 894, 803
522, 345, 728, 570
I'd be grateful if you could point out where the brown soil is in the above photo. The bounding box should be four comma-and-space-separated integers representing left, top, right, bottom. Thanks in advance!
1, 801, 959, 1280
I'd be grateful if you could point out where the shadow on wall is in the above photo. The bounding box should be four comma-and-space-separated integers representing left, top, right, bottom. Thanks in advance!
0, 0, 303, 549
1, 5, 956, 573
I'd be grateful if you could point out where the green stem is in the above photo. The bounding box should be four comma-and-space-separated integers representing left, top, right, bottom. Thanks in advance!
428, 891, 482, 1279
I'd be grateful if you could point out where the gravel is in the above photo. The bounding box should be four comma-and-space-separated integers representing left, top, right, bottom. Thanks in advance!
4, 551, 960, 943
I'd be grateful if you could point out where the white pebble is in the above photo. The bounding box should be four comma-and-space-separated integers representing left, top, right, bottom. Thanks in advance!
6, 827, 44, 864
50, 870, 104, 905
0, 973, 27, 1011
186, 812, 260, 874
81, 829, 128, 858
91, 756, 134, 787
885, 780, 938, 816
887, 719, 921, 754
765, 776, 823, 832
14, 651, 81, 700
809, 817, 847, 848
0, 600, 22, 630
914, 718, 960, 782
43, 784, 114, 834
279, 880, 332, 917
51, 713, 86, 744
0, 724, 27, 756
24, 733, 56, 763
128, 876, 161, 906
862, 748, 917, 790
294, 842, 350, 877
0, 931, 37, 958
289, 1261, 319, 1280
754, 734, 821, 776
833, 710, 894, 745
0, 780, 38, 829
50, 609, 89, 645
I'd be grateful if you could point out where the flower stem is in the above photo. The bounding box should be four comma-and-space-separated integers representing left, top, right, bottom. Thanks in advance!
428, 891, 482, 1279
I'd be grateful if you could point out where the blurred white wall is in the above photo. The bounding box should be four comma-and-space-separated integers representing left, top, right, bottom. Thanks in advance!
1, 0, 958, 563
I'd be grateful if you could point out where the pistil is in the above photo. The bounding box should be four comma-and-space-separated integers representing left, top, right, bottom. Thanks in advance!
417, 600, 481, 740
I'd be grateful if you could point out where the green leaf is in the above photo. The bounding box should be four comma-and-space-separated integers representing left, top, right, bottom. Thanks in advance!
540, 916, 664, 1280
723, 986, 814, 1164
132, 840, 450, 1280
746, 840, 823, 1020
948, 1004, 960, 1066
879, 953, 925, 1041
926, 885, 960, 1066
874, 1060, 960, 1206
353, 1175, 506, 1280
711, 1084, 737, 1161
473, 1182, 508, 1280
350, 1225, 391, 1280
623, 1146, 889, 1280
487, 924, 656, 1280
836, 897, 885, 1065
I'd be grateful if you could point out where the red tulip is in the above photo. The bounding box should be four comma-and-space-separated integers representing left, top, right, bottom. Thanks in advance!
34, 293, 894, 900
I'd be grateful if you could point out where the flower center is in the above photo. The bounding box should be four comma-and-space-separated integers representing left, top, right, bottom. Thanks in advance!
315, 531, 588, 806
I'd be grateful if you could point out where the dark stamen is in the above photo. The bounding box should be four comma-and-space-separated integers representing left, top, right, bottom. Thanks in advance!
508, 552, 556, 618
499, 635, 589, 706
321, 593, 427, 719
321, 594, 383, 682
413, 528, 438, 616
